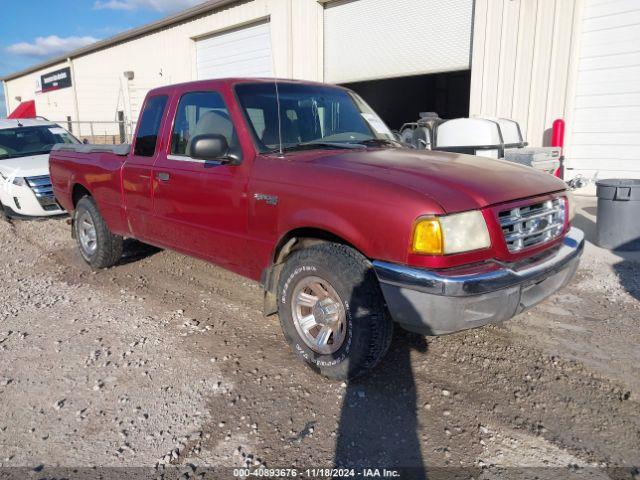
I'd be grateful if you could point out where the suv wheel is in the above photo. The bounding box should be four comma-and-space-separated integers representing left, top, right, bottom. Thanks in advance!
277, 242, 393, 380
74, 196, 123, 268
0, 201, 9, 221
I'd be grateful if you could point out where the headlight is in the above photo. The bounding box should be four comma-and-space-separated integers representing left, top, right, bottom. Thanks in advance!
0, 173, 27, 186
12, 177, 27, 187
411, 210, 491, 255
565, 190, 575, 222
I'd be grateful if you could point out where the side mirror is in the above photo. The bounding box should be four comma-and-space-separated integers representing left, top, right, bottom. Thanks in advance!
189, 134, 237, 163
82, 138, 89, 144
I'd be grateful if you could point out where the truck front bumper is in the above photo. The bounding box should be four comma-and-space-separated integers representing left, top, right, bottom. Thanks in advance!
373, 227, 585, 336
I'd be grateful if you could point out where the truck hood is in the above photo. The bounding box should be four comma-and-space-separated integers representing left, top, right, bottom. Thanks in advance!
307, 148, 568, 213
0, 154, 50, 179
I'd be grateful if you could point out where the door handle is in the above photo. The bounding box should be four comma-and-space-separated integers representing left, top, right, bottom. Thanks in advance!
156, 172, 170, 182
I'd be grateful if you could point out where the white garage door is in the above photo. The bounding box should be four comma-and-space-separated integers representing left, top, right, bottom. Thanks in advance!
196, 21, 273, 79
566, 0, 640, 180
323, 0, 473, 84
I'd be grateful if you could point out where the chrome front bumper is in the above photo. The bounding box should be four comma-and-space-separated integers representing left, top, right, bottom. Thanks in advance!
373, 227, 585, 335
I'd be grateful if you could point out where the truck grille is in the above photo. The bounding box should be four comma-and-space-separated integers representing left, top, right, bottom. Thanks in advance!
25, 175, 61, 211
498, 198, 566, 252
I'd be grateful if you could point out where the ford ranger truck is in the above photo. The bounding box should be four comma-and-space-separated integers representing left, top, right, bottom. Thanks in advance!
49, 79, 584, 380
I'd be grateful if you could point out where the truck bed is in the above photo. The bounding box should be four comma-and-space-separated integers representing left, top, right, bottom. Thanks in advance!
49, 144, 130, 236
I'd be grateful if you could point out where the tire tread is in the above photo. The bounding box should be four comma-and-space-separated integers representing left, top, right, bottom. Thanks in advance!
278, 242, 393, 379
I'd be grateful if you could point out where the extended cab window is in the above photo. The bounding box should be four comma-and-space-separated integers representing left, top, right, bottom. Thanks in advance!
133, 95, 168, 157
171, 91, 238, 156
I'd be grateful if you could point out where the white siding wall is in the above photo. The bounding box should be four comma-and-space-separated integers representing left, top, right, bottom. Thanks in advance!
4, 61, 77, 125
470, 0, 583, 147
3, 0, 324, 137
292, 0, 324, 82
70, 0, 314, 136
564, 0, 640, 180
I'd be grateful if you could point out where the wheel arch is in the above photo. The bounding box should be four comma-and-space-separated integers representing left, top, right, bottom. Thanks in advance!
261, 226, 367, 317
68, 183, 93, 240
71, 183, 92, 207
272, 226, 361, 265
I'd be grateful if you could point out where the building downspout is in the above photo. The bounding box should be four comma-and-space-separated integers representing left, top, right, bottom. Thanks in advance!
561, 0, 585, 181
67, 57, 81, 137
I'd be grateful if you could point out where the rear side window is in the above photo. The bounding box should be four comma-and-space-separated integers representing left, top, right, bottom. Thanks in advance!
170, 91, 238, 156
134, 95, 168, 156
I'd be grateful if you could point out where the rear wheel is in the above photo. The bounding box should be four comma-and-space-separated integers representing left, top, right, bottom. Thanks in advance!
74, 196, 123, 268
277, 243, 393, 380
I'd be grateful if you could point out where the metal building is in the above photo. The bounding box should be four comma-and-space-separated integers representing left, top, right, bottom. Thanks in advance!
2, 0, 639, 182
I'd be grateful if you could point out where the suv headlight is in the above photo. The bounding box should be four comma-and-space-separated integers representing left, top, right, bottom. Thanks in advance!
12, 176, 27, 187
0, 172, 26, 186
411, 210, 491, 255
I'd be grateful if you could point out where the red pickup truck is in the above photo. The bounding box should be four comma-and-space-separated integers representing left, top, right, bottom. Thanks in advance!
50, 78, 584, 379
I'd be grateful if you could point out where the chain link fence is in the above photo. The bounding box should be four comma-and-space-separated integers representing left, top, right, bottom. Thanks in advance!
52, 119, 137, 145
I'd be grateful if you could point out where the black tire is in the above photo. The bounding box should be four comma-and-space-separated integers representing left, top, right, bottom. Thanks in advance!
277, 242, 393, 380
0, 201, 9, 221
74, 196, 123, 268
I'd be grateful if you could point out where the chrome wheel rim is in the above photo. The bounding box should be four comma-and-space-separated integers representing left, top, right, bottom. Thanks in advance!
77, 211, 97, 256
291, 276, 346, 355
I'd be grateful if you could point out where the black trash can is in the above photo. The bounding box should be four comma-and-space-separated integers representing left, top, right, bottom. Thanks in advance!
596, 179, 640, 250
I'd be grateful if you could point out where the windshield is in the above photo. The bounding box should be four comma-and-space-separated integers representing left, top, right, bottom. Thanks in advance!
0, 125, 79, 160
235, 82, 396, 153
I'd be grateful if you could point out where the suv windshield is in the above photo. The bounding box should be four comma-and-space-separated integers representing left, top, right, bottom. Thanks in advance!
0, 125, 78, 160
235, 82, 397, 153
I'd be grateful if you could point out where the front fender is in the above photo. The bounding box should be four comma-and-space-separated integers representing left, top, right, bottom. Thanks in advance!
279, 208, 373, 258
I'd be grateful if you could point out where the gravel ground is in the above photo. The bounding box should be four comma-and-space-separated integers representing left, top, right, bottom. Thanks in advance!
0, 196, 638, 479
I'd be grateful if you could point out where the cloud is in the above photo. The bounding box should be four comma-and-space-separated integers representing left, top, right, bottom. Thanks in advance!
93, 0, 205, 12
6, 36, 99, 58
93, 0, 136, 10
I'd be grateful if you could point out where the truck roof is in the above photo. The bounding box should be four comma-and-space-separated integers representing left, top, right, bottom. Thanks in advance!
146, 77, 347, 96
0, 118, 57, 130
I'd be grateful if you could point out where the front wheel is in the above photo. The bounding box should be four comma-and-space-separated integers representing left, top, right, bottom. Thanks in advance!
74, 196, 123, 268
277, 243, 393, 380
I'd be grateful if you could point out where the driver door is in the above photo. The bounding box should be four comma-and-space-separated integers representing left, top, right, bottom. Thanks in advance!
150, 90, 249, 272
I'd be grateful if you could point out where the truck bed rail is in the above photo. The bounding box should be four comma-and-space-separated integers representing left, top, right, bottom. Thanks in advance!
52, 143, 131, 156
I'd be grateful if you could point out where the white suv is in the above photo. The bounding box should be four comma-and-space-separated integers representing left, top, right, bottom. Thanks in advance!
0, 119, 79, 218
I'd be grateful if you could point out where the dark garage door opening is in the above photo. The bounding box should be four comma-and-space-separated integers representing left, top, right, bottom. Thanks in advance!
342, 70, 471, 132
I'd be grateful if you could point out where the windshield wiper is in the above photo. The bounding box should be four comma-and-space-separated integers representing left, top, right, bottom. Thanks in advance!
267, 141, 364, 153
349, 138, 398, 147
295, 141, 363, 150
